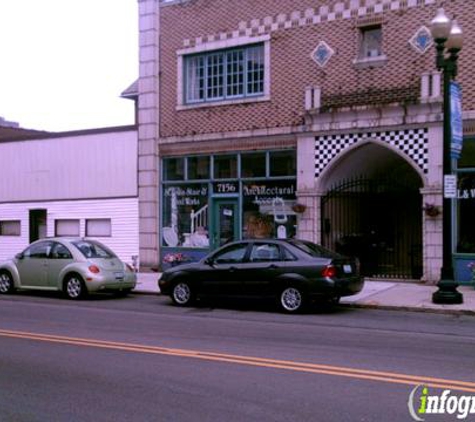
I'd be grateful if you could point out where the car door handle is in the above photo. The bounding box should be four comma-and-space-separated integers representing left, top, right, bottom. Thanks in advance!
268, 264, 278, 269
229, 266, 236, 272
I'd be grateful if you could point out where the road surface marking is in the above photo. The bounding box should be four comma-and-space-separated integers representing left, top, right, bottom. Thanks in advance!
1, 328, 474, 393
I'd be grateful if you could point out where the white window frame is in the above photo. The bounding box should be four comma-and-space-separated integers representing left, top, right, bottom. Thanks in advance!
86, 218, 112, 237
360, 25, 383, 58
55, 219, 80, 237
177, 35, 271, 110
353, 24, 387, 68
0, 220, 21, 236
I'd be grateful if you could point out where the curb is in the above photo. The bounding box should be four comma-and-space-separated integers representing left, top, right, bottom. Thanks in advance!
132, 289, 160, 295
133, 290, 475, 316
340, 302, 475, 316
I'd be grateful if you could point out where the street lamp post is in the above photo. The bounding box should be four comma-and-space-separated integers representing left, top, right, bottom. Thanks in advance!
430, 8, 464, 304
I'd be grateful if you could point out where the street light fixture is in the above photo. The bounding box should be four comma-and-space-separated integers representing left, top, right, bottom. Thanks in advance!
430, 8, 464, 304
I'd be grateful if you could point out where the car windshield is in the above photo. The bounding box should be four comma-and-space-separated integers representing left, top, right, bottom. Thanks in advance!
72, 240, 116, 259
287, 239, 338, 258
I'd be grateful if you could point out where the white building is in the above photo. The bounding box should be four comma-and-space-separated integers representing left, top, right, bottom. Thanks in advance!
0, 126, 139, 268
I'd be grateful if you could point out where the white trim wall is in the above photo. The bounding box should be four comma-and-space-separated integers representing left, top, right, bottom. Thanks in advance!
0, 129, 137, 203
0, 197, 139, 266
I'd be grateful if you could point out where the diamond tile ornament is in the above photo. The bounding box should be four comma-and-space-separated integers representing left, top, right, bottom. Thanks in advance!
410, 26, 433, 54
311, 41, 335, 68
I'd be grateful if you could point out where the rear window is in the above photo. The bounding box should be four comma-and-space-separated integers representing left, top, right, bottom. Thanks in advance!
288, 239, 337, 258
72, 240, 116, 259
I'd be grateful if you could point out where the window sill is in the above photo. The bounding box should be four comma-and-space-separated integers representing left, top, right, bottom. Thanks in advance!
177, 95, 270, 111
353, 55, 388, 69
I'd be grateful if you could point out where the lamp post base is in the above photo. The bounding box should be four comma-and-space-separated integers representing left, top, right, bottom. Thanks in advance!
432, 280, 464, 304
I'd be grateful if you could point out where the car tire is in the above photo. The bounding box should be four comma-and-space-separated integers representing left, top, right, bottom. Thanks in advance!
171, 281, 194, 306
0, 271, 15, 294
278, 285, 306, 313
64, 274, 87, 300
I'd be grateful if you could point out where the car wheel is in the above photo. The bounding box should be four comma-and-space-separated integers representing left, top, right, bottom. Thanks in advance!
172, 281, 194, 306
64, 274, 87, 300
279, 286, 305, 313
0, 271, 15, 294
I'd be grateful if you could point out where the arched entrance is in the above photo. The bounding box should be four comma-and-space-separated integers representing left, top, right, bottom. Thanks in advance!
319, 141, 424, 279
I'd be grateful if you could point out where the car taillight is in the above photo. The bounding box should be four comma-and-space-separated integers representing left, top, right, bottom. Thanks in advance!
88, 265, 100, 274
322, 265, 336, 278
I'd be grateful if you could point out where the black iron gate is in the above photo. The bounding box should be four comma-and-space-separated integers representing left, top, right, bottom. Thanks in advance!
321, 176, 422, 279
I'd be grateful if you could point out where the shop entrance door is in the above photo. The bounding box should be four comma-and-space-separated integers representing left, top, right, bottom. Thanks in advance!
29, 209, 47, 243
211, 199, 239, 249
321, 176, 422, 279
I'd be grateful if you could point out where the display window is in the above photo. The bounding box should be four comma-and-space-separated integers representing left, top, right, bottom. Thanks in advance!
162, 184, 210, 248
456, 138, 475, 253
161, 150, 297, 252
456, 172, 475, 253
242, 180, 297, 240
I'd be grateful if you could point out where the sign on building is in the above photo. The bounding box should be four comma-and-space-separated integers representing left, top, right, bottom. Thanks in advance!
450, 81, 463, 160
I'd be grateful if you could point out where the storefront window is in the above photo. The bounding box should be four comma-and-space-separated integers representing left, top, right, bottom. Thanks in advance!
188, 156, 210, 180
458, 139, 475, 168
456, 173, 475, 253
242, 180, 297, 239
162, 184, 210, 248
241, 153, 266, 178
269, 150, 296, 177
161, 150, 297, 252
456, 139, 475, 253
214, 155, 237, 179
163, 158, 185, 181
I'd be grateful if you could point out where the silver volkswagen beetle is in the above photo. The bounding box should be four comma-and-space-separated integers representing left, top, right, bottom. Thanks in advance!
0, 238, 137, 299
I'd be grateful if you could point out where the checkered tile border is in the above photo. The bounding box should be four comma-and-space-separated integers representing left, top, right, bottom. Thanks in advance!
315, 128, 429, 177
179, 0, 437, 48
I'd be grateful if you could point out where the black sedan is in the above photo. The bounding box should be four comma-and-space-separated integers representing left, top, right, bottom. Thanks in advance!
158, 239, 363, 313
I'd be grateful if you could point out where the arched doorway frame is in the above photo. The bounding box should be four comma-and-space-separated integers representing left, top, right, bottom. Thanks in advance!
315, 137, 429, 280
316, 138, 428, 192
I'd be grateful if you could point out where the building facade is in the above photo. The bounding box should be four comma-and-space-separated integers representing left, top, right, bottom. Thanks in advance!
0, 126, 139, 267
137, 0, 475, 282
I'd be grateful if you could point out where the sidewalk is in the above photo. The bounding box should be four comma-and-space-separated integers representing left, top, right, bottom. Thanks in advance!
133, 273, 475, 315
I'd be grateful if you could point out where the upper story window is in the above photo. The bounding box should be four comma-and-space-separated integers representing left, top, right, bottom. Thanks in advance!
353, 22, 387, 68
184, 44, 264, 104
360, 25, 383, 58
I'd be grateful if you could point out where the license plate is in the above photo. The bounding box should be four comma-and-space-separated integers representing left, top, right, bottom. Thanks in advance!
114, 271, 125, 279
343, 265, 352, 274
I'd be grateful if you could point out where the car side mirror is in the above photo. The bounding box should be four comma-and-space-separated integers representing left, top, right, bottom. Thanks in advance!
204, 258, 214, 267
15, 252, 24, 260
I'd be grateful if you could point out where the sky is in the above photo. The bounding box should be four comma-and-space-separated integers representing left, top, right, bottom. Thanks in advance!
0, 1, 138, 132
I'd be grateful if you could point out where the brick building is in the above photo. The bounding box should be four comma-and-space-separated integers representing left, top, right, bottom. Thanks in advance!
136, 0, 475, 283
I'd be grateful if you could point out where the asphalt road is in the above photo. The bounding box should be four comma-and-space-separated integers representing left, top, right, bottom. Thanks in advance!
1, 291, 474, 422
